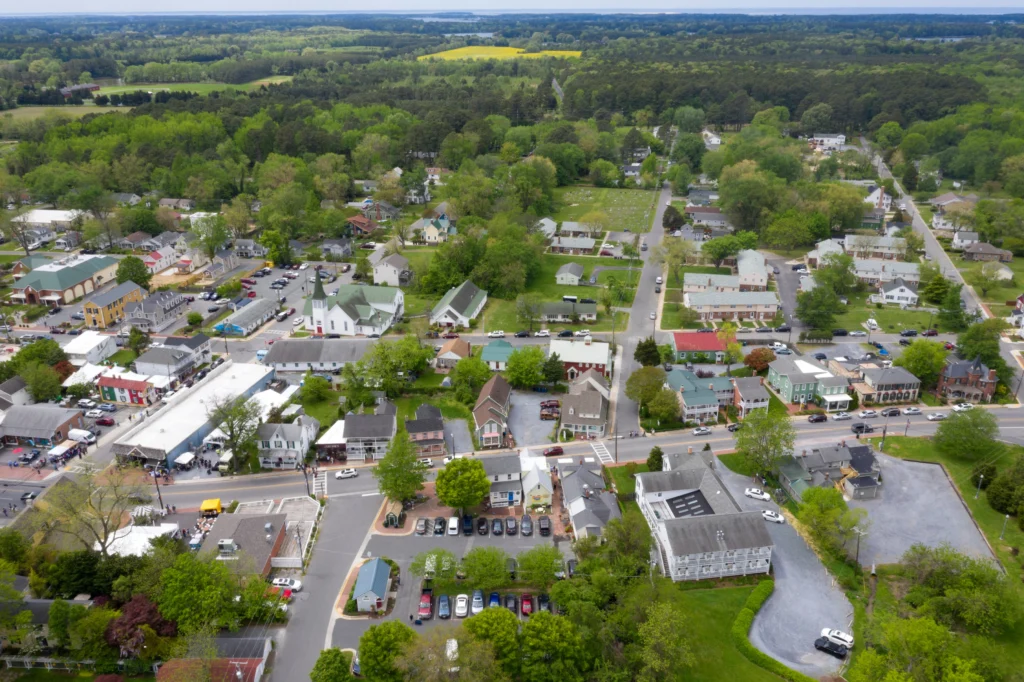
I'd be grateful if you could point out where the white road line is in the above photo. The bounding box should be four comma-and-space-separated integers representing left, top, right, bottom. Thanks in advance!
591, 441, 613, 464
361, 492, 381, 497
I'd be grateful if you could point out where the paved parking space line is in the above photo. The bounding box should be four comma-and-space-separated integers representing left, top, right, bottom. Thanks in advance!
591, 441, 613, 464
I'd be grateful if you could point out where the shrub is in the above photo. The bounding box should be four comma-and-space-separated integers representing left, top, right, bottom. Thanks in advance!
971, 463, 997, 490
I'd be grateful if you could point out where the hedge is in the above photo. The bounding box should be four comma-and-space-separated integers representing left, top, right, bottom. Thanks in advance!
730, 580, 818, 682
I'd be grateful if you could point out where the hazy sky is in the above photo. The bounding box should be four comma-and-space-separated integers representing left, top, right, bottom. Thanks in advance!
6, 1, 1024, 15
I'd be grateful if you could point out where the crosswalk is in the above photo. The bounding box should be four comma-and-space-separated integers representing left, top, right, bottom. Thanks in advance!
312, 471, 328, 497
591, 441, 614, 464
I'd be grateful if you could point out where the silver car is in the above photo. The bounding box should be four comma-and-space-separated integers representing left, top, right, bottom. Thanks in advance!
471, 589, 485, 615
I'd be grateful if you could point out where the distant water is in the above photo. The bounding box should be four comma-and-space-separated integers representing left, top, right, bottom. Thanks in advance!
444, 32, 496, 37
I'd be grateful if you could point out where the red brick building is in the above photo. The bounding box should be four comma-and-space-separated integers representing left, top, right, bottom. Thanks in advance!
937, 356, 998, 403
549, 337, 612, 379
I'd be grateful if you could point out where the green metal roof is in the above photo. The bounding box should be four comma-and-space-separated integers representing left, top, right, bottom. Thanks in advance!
302, 285, 399, 326
481, 340, 514, 363
17, 255, 53, 271
14, 256, 118, 293
665, 369, 727, 407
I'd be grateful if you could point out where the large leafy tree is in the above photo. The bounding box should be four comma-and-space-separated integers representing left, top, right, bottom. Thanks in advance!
700, 232, 756, 268
504, 346, 544, 389
933, 409, 1000, 461
957, 319, 1011, 383
633, 337, 661, 366
520, 611, 588, 682
795, 285, 839, 330
542, 352, 564, 384
893, 340, 948, 389
206, 395, 261, 472
116, 255, 152, 290
647, 389, 682, 423
734, 407, 796, 474
397, 626, 509, 682
813, 253, 857, 296
461, 546, 511, 592
516, 545, 565, 589
515, 294, 543, 332
450, 356, 492, 403
311, 648, 353, 682
373, 433, 426, 503
938, 284, 967, 331
651, 238, 697, 286
743, 347, 776, 373
717, 160, 784, 233
799, 487, 868, 557
463, 606, 521, 679
636, 602, 695, 682
358, 621, 416, 682
409, 549, 459, 582
625, 366, 666, 407
156, 553, 239, 631
435, 458, 490, 511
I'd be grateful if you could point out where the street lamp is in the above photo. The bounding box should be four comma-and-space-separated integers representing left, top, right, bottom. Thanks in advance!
975, 473, 984, 499
1001, 514, 1010, 540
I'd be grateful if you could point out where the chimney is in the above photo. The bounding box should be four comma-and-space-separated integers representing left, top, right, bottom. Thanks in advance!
584, 335, 592, 346
583, 484, 591, 499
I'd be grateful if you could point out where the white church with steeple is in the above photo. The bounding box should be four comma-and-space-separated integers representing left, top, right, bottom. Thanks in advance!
303, 269, 404, 337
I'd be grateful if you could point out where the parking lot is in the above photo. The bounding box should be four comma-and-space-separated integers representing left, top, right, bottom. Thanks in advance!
508, 392, 556, 448
848, 453, 995, 566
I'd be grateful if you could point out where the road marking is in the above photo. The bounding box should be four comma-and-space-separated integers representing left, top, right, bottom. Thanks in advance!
361, 492, 381, 497
313, 471, 328, 497
591, 441, 613, 464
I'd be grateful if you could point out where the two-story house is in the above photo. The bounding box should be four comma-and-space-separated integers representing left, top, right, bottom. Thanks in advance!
878, 278, 919, 306
777, 444, 882, 502
683, 291, 780, 321
767, 357, 850, 411
83, 282, 146, 329
143, 246, 178, 274
854, 259, 920, 286
473, 375, 511, 449
558, 462, 620, 538
664, 369, 734, 424
673, 331, 727, 363
97, 373, 156, 406
482, 454, 522, 508
343, 413, 398, 462
735, 250, 768, 291
952, 231, 980, 250
321, 239, 352, 259
732, 377, 770, 418
256, 416, 320, 470
844, 235, 906, 261
405, 404, 446, 457
682, 273, 740, 294
234, 239, 268, 259
373, 254, 411, 287
937, 356, 998, 403
853, 366, 920, 404
161, 334, 212, 369
124, 290, 188, 332
430, 280, 488, 329
560, 369, 610, 438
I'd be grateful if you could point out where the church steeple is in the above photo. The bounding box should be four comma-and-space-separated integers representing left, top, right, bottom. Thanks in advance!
312, 268, 326, 302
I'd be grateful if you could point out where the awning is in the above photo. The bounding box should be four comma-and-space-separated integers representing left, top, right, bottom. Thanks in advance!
41, 294, 63, 302
819, 394, 850, 403
175, 452, 195, 465
48, 444, 70, 457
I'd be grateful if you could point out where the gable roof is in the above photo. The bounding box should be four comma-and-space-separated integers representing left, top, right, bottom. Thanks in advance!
880, 277, 918, 293
474, 374, 511, 429
964, 242, 1011, 256
556, 262, 584, 278
87, 281, 145, 308
14, 256, 118, 293
943, 355, 992, 380
863, 366, 920, 385
432, 280, 487, 320
0, 406, 81, 439
484, 453, 522, 477
344, 413, 396, 439
673, 331, 727, 353
437, 337, 470, 358
481, 339, 514, 363
662, 511, 772, 555
379, 253, 410, 271
353, 557, 391, 599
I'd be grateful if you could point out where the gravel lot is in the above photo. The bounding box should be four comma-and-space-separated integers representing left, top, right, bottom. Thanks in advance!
508, 391, 554, 448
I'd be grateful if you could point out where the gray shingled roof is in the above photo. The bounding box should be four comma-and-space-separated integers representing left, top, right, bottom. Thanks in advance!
556, 262, 584, 278
483, 454, 521, 477
263, 339, 363, 366
663, 511, 773, 555
344, 413, 396, 439
0, 406, 81, 439
89, 281, 145, 309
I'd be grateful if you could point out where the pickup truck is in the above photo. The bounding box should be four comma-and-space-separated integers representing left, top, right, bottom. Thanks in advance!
418, 588, 433, 620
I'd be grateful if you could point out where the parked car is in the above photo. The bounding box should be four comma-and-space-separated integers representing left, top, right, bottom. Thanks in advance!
945, 342, 957, 351
807, 413, 828, 423
491, 518, 504, 536
744, 488, 771, 501
557, 330, 573, 338
538, 515, 551, 536
813, 353, 827, 361
442, 332, 460, 339
762, 510, 785, 524
477, 517, 489, 535
814, 637, 848, 659
923, 329, 938, 336
727, 423, 742, 432
335, 468, 358, 479
438, 594, 451, 619
514, 331, 530, 338
900, 329, 918, 337
858, 410, 878, 419
831, 329, 848, 336
504, 594, 518, 614
505, 517, 517, 536
488, 330, 505, 338
851, 422, 874, 434
880, 407, 901, 417
521, 514, 533, 536
85, 408, 104, 419
488, 592, 501, 609
77, 399, 97, 408
95, 417, 115, 426
574, 329, 591, 337
534, 330, 550, 337
543, 446, 564, 457
538, 594, 551, 612
903, 407, 922, 415
455, 594, 470, 618
820, 629, 854, 649
521, 594, 533, 616
433, 517, 446, 535
98, 403, 117, 412
927, 412, 947, 421
692, 426, 712, 436
415, 518, 428, 535
418, 591, 433, 620
848, 330, 867, 337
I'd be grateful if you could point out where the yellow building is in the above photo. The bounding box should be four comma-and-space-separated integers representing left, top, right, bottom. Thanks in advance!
83, 281, 146, 329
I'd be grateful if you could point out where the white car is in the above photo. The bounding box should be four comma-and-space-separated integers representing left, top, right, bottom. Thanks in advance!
272, 577, 302, 592
745, 488, 771, 501
692, 427, 712, 436
534, 330, 550, 337
299, 263, 309, 270
292, 317, 304, 327
418, 458, 433, 467
455, 594, 470, 618
574, 329, 591, 337
77, 399, 97, 408
762, 510, 785, 524
820, 628, 854, 649
832, 412, 852, 421
952, 403, 974, 412
649, 312, 656, 320
927, 413, 947, 421
85, 409, 105, 419
903, 407, 921, 415
770, 342, 787, 351
442, 454, 464, 465
849, 331, 867, 337
335, 468, 358, 479
858, 410, 878, 419
488, 330, 505, 338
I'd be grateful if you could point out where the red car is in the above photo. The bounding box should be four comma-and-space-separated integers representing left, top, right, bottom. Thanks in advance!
418, 591, 433, 620
923, 329, 938, 337
542, 447, 564, 457
521, 593, 533, 616
247, 291, 257, 298
95, 417, 115, 426
288, 307, 296, 315
442, 332, 460, 339
945, 342, 957, 351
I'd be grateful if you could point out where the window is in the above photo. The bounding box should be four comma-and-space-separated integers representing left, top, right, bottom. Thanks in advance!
261, 441, 270, 449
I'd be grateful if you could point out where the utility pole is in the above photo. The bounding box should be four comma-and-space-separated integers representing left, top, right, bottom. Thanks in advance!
301, 464, 311, 497
294, 524, 304, 567
153, 469, 165, 511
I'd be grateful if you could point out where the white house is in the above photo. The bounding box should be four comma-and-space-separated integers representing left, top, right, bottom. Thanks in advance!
255, 415, 320, 470
482, 454, 522, 507
373, 253, 410, 287
854, 259, 920, 285
879, 278, 919, 306
143, 246, 177, 274
864, 185, 893, 212
12, 209, 86, 231
703, 129, 722, 148
430, 280, 488, 328
555, 262, 584, 286
812, 133, 846, 147
306, 276, 404, 337
735, 249, 768, 290
63, 331, 117, 367
952, 231, 980, 250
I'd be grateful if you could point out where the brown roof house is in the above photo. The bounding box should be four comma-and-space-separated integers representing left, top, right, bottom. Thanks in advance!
962, 242, 1012, 262
560, 369, 609, 439
405, 404, 446, 457
347, 215, 380, 236
474, 374, 511, 449
435, 337, 470, 370
937, 356, 998, 403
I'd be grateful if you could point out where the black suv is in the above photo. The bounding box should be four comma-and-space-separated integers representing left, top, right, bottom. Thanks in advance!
477, 517, 489, 535
521, 514, 533, 536
807, 413, 828, 423
538, 516, 551, 536
433, 517, 446, 535
491, 518, 504, 536
462, 514, 474, 536
505, 517, 518, 536
814, 637, 848, 659
900, 329, 918, 337
831, 329, 849, 337
851, 422, 874, 434
880, 407, 901, 417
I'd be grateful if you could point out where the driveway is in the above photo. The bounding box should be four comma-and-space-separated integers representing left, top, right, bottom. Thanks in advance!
714, 462, 850, 677
764, 254, 801, 329
445, 420, 473, 455
848, 453, 995, 566
508, 392, 553, 447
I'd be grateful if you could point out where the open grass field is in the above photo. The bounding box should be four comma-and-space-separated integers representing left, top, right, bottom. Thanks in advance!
553, 186, 658, 234
3, 105, 126, 121
482, 298, 628, 334
958, 253, 1022, 311
831, 290, 953, 333
98, 76, 292, 97
418, 46, 582, 60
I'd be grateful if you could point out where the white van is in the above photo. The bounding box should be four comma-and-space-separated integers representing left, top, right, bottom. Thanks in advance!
655, 276, 663, 285
68, 428, 96, 445
447, 516, 459, 535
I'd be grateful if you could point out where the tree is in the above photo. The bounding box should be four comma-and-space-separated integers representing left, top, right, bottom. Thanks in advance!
799, 487, 869, 557
920, 272, 950, 304
299, 372, 333, 403
762, 210, 815, 250
813, 253, 857, 296
397, 626, 509, 682
972, 261, 1004, 298
821, 183, 867, 233
743, 347, 776, 373
1, 208, 41, 257
259, 228, 292, 266
515, 294, 543, 332
636, 601, 694, 682
105, 594, 176, 658
717, 322, 742, 373
602, 510, 653, 575
362, 336, 435, 399
938, 284, 967, 332
205, 396, 261, 472
520, 612, 587, 682
192, 214, 230, 262
717, 161, 784, 233
652, 238, 696, 286
311, 648, 353, 682
373, 433, 426, 503
461, 546, 511, 591
647, 446, 664, 472
116, 256, 152, 290
647, 389, 681, 423
633, 337, 661, 367
18, 361, 61, 402
662, 205, 684, 230
127, 327, 151, 356
435, 458, 490, 511
800, 103, 833, 133
957, 318, 1011, 383
186, 311, 203, 327
516, 545, 565, 589
625, 367, 666, 408
358, 621, 416, 682
700, 234, 744, 268
542, 353, 564, 385
933, 410, 1000, 461
38, 466, 151, 556
795, 286, 839, 330
893, 341, 948, 389
505, 346, 544, 389
157, 553, 239, 631
463, 606, 521, 678
734, 408, 796, 474
410, 549, 459, 582
450, 356, 492, 403
902, 163, 919, 191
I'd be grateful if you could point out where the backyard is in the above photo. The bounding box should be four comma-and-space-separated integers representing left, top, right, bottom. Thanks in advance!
482, 298, 629, 334
958, 255, 1024, 312
831, 290, 953, 333
552, 186, 658, 234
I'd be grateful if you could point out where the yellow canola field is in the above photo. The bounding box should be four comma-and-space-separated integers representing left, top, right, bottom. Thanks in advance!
419, 46, 582, 60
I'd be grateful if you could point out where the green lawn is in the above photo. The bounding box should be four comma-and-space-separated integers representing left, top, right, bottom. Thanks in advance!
768, 393, 789, 417
402, 247, 435, 276
676, 586, 784, 682
605, 462, 650, 496
392, 395, 472, 422
412, 367, 446, 388
958, 255, 1024, 311
719, 452, 757, 476
97, 76, 292, 97
552, 186, 658, 233
299, 388, 343, 428
2, 105, 127, 121
482, 298, 628, 334
107, 349, 137, 367
831, 291, 949, 333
